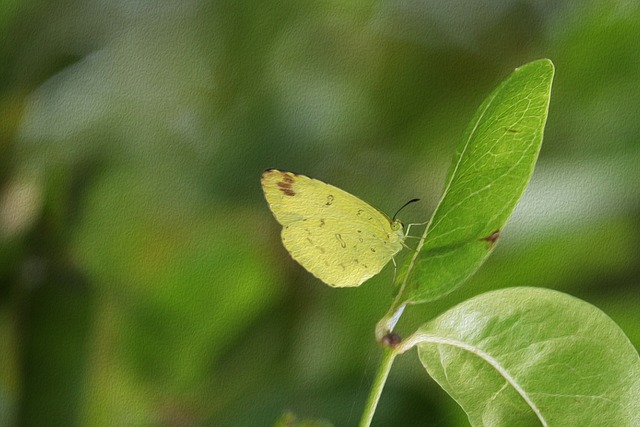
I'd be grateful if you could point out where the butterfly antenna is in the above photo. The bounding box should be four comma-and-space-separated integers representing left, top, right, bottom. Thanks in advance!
392, 198, 420, 221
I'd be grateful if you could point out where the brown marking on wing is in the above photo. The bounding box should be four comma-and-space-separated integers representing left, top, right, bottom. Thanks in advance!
280, 188, 296, 196
276, 177, 296, 196
282, 174, 295, 184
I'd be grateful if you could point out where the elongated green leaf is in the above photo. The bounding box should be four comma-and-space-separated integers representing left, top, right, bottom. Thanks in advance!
399, 59, 554, 304
410, 287, 640, 427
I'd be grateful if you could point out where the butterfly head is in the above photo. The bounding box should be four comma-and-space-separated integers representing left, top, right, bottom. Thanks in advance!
391, 198, 420, 228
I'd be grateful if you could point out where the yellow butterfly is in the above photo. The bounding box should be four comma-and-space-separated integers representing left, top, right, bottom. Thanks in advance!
261, 169, 416, 287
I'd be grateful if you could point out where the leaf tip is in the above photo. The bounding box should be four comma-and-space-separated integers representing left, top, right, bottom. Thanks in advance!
515, 58, 555, 77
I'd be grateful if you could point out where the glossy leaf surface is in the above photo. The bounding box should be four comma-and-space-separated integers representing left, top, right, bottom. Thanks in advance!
399, 59, 554, 304
413, 287, 640, 426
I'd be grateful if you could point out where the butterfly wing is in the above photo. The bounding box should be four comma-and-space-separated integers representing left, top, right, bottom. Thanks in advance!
261, 169, 404, 287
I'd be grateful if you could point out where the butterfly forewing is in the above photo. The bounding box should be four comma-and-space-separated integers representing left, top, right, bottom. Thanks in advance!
261, 169, 405, 287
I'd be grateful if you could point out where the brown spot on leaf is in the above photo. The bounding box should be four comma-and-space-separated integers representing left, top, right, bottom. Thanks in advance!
482, 230, 500, 246
506, 127, 521, 133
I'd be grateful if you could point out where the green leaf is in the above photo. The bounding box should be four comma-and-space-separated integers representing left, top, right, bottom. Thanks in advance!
399, 59, 554, 304
409, 287, 640, 427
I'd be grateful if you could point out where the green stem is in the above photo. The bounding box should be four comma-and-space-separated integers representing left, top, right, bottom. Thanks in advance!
358, 348, 397, 427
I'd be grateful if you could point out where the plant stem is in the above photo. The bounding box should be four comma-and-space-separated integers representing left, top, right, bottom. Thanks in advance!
358, 348, 397, 427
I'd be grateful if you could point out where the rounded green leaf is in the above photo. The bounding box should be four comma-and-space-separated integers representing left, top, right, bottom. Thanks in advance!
399, 59, 554, 304
409, 287, 640, 426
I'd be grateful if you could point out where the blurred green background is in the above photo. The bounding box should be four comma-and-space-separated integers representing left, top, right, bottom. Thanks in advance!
0, 1, 638, 426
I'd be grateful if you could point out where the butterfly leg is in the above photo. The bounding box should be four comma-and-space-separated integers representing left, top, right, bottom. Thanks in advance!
401, 241, 419, 252
405, 221, 429, 238
391, 256, 397, 284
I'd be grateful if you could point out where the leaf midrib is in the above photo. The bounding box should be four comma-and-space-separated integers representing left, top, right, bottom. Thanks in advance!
402, 333, 548, 427
395, 85, 499, 305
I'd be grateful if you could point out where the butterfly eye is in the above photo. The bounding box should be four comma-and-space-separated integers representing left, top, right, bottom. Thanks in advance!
391, 220, 403, 231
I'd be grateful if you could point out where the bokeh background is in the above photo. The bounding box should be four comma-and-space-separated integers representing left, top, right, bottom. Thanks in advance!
1, 1, 638, 426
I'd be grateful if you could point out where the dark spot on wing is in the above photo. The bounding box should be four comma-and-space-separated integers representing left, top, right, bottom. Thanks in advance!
306, 237, 314, 245
335, 233, 346, 248
357, 209, 364, 216
325, 195, 334, 206
319, 219, 325, 227
282, 174, 295, 183
370, 247, 376, 253
276, 175, 296, 196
